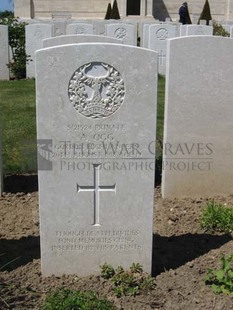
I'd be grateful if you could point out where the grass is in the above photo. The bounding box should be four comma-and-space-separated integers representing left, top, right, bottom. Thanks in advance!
0, 76, 165, 174
0, 79, 37, 173
201, 201, 233, 233
157, 74, 165, 142
44, 288, 116, 310
204, 253, 233, 296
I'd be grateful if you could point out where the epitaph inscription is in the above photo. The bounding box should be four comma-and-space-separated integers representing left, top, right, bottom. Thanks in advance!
68, 62, 125, 119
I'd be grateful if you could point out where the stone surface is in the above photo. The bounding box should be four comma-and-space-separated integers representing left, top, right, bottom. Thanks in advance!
43, 34, 123, 48
105, 23, 137, 46
186, 25, 213, 35
148, 24, 176, 75
53, 20, 67, 36
66, 23, 94, 35
162, 36, 233, 198
0, 25, 9, 80
93, 20, 120, 36
36, 43, 157, 276
26, 24, 53, 78
141, 21, 159, 47
180, 25, 187, 36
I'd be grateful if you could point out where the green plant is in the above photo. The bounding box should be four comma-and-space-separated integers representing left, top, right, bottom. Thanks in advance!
100, 263, 115, 279
130, 262, 143, 273
185, 4, 192, 24
0, 16, 30, 79
198, 0, 212, 25
100, 263, 155, 297
204, 253, 233, 296
201, 201, 233, 233
0, 10, 14, 19
105, 3, 112, 20
212, 20, 230, 37
110, 0, 120, 19
43, 288, 116, 310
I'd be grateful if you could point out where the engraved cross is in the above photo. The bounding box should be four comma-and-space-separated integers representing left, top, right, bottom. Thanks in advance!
159, 50, 166, 66
77, 164, 116, 226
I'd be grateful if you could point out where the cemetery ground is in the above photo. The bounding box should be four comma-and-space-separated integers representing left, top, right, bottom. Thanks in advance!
0, 78, 233, 309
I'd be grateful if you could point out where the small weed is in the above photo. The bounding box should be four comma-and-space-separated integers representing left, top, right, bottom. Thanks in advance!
204, 253, 233, 296
100, 263, 155, 297
200, 201, 233, 233
100, 263, 115, 279
43, 288, 116, 310
212, 20, 230, 37
130, 262, 143, 273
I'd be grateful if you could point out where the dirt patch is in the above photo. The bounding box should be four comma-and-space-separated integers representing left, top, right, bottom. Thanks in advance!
0, 182, 233, 309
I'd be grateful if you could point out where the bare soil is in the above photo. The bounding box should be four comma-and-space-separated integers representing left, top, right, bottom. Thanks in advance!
0, 175, 233, 309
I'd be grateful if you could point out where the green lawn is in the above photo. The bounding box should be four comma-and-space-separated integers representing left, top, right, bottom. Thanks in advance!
0, 79, 37, 173
0, 76, 165, 174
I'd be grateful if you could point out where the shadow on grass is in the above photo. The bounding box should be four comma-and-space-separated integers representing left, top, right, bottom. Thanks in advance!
4, 174, 38, 193
0, 236, 40, 271
152, 233, 232, 276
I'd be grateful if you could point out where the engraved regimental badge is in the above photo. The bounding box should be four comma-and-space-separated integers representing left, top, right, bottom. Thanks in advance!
68, 62, 125, 119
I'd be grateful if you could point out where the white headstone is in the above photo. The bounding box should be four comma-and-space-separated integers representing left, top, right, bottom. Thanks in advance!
26, 24, 53, 78
230, 25, 233, 37
93, 20, 119, 36
43, 34, 123, 48
148, 24, 176, 75
141, 22, 160, 48
142, 24, 150, 48
66, 23, 94, 35
105, 23, 137, 46
186, 25, 213, 35
138, 19, 160, 40
53, 20, 67, 36
36, 43, 158, 276
162, 36, 233, 198
0, 25, 10, 80
180, 25, 188, 36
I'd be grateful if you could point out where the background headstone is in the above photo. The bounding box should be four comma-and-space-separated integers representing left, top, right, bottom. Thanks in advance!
148, 24, 176, 75
43, 34, 123, 48
26, 24, 53, 78
186, 25, 213, 35
105, 23, 137, 46
66, 23, 94, 35
53, 20, 67, 36
180, 25, 188, 36
0, 25, 10, 80
162, 36, 233, 198
36, 43, 157, 276
93, 20, 119, 36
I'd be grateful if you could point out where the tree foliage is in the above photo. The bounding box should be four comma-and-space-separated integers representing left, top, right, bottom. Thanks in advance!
212, 20, 230, 37
110, 0, 120, 19
198, 0, 212, 25
0, 16, 30, 79
105, 3, 112, 20
185, 4, 192, 24
0, 10, 13, 19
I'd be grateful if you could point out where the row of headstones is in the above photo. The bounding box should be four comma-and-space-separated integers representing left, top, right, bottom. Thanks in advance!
26, 21, 215, 77
0, 19, 215, 80
2, 17, 233, 80
35, 35, 233, 276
